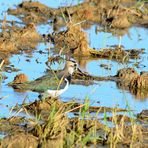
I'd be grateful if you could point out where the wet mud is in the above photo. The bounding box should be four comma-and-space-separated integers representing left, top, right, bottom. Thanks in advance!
0, 0, 148, 147
8, 0, 148, 28
47, 24, 144, 60
0, 23, 41, 53
0, 98, 148, 147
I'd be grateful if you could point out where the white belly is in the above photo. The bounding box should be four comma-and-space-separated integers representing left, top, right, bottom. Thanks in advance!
46, 79, 69, 98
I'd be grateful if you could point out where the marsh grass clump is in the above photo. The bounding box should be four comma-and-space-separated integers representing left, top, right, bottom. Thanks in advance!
33, 103, 68, 147
29, 98, 100, 147
0, 97, 147, 147
107, 103, 145, 148
0, 60, 4, 83
64, 98, 109, 147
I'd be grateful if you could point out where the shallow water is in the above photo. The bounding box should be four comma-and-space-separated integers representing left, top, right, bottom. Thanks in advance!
0, 0, 148, 118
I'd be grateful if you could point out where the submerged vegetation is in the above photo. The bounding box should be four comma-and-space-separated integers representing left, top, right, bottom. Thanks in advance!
0, 0, 148, 147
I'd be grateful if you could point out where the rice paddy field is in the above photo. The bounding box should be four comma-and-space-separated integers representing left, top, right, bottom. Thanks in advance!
0, 0, 148, 147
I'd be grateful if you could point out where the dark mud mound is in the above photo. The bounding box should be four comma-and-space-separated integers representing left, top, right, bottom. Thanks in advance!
49, 23, 90, 56
130, 71, 148, 90
116, 68, 139, 81
90, 47, 144, 61
129, 71, 148, 99
115, 68, 148, 99
8, 1, 54, 24
72, 68, 112, 83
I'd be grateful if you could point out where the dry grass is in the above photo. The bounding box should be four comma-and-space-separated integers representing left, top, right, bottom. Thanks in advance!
0, 60, 4, 82
108, 108, 143, 148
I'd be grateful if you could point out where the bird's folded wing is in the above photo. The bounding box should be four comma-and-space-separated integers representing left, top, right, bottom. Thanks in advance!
12, 75, 66, 92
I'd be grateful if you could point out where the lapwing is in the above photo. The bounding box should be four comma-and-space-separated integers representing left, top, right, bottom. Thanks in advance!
10, 60, 77, 98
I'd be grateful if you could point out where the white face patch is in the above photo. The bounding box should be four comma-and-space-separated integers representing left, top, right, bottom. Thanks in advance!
66, 61, 77, 75
68, 66, 75, 75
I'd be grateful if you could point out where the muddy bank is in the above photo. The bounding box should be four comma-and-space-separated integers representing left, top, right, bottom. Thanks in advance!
116, 69, 148, 99
6, 1, 148, 59
0, 22, 42, 68
0, 98, 148, 147
8, 0, 148, 29
0, 0, 147, 147
2, 0, 146, 59
12, 98, 128, 120
0, 98, 106, 147
1, 120, 147, 147
47, 23, 144, 59
0, 23, 41, 54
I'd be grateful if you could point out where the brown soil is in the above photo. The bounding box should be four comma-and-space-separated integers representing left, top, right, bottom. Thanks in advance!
0, 23, 41, 53
106, 114, 131, 122
130, 71, 148, 90
0, 117, 26, 134
116, 68, 139, 81
49, 23, 90, 56
2, 0, 146, 58
8, 1, 54, 24
11, 73, 28, 84
137, 110, 148, 122
0, 0, 148, 147
108, 125, 148, 147
0, 98, 148, 147
1, 132, 38, 148
0, 52, 10, 65
8, 0, 148, 29
49, 23, 144, 58
115, 68, 148, 99
129, 72, 148, 100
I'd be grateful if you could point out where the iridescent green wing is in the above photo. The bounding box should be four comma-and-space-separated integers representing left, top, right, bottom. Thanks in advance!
27, 76, 64, 92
